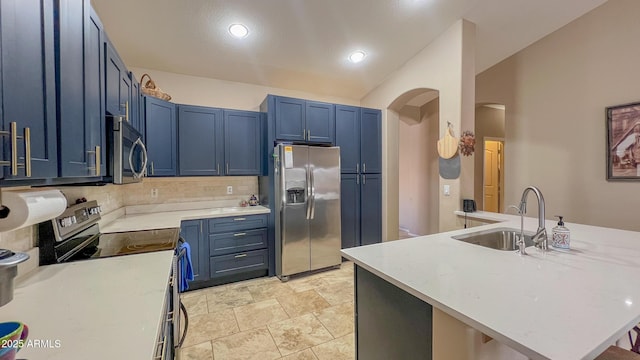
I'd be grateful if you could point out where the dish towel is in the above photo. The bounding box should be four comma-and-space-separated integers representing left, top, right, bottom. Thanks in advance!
178, 241, 194, 292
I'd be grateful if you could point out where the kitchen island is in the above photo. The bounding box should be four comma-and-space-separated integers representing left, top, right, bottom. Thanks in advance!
341, 216, 640, 359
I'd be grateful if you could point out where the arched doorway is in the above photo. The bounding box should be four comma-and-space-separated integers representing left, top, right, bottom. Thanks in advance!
389, 88, 440, 238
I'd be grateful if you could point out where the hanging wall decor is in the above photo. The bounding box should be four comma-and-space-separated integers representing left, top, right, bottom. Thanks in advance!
459, 130, 476, 156
606, 101, 640, 180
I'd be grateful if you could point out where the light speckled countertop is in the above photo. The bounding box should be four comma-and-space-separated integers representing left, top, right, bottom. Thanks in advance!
0, 251, 173, 360
100, 203, 270, 233
342, 216, 640, 360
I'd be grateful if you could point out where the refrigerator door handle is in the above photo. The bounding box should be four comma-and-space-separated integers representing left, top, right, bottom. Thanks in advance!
305, 165, 312, 220
310, 166, 316, 219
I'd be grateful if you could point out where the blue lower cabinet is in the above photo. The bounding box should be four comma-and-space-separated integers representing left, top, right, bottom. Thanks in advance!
209, 249, 268, 279
182, 215, 269, 288
360, 173, 382, 246
180, 220, 208, 283
209, 229, 267, 257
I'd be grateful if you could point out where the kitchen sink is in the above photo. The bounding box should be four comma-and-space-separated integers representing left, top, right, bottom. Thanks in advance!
452, 227, 534, 251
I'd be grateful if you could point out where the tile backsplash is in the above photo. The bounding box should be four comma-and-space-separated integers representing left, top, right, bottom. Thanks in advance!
0, 176, 259, 277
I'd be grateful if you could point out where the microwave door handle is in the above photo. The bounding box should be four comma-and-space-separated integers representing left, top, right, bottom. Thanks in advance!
129, 137, 148, 179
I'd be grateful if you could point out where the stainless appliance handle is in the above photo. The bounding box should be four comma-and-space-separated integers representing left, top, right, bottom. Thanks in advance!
305, 164, 312, 220
129, 137, 148, 179
309, 165, 316, 219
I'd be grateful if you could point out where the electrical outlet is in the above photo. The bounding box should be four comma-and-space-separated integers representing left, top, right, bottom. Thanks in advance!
151, 188, 159, 198
443, 185, 450, 196
227, 186, 233, 195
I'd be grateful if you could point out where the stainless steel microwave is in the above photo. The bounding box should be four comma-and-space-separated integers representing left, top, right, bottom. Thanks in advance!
107, 116, 148, 184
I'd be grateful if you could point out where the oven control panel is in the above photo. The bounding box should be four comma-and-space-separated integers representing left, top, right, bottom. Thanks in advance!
52, 200, 102, 241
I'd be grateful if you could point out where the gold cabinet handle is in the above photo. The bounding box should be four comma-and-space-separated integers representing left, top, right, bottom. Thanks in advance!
151, 161, 155, 175
0, 122, 29, 176
11, 122, 18, 175
234, 254, 247, 258
233, 232, 247, 237
303, 128, 306, 139
356, 163, 359, 173
121, 101, 129, 122
217, 163, 220, 174
87, 145, 101, 176
226, 162, 229, 174
24, 127, 31, 177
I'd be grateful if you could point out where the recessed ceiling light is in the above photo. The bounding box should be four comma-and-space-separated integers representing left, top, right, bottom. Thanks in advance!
228, 23, 249, 39
348, 50, 366, 63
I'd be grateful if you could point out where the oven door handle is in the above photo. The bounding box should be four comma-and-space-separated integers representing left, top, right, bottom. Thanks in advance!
177, 301, 188, 348
128, 137, 148, 179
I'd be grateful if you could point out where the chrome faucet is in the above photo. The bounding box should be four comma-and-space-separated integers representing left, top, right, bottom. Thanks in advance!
519, 186, 548, 250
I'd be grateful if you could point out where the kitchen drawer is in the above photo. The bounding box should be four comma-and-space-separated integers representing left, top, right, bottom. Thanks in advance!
209, 249, 268, 279
208, 214, 268, 233
209, 228, 267, 257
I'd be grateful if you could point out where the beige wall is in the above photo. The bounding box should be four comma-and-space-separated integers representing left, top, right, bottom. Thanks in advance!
398, 99, 440, 236
131, 67, 359, 111
474, 106, 505, 210
476, 0, 639, 231
361, 19, 476, 239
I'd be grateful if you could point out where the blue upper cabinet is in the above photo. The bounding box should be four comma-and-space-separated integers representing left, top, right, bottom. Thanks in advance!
145, 97, 176, 176
273, 96, 334, 144
105, 36, 130, 120
360, 108, 382, 174
0, 0, 58, 180
224, 110, 261, 175
57, 0, 105, 178
335, 105, 361, 174
130, 75, 143, 135
275, 96, 305, 142
178, 105, 223, 176
306, 101, 334, 144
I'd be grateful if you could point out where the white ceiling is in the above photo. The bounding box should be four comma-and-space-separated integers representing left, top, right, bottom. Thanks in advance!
92, 0, 607, 100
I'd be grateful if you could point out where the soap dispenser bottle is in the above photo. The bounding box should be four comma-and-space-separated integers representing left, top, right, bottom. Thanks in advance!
551, 216, 570, 249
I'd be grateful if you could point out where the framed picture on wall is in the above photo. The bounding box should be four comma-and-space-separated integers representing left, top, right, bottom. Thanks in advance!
606, 102, 640, 180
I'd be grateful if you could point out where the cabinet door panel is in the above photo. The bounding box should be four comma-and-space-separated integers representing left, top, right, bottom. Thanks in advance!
306, 101, 334, 144
104, 38, 126, 117
275, 97, 305, 141
145, 97, 176, 176
180, 220, 208, 282
209, 249, 268, 279
335, 105, 360, 174
224, 110, 261, 175
130, 77, 141, 133
0, 0, 57, 179
178, 105, 223, 176
360, 173, 382, 246
86, 6, 106, 176
360, 108, 382, 174
340, 174, 360, 249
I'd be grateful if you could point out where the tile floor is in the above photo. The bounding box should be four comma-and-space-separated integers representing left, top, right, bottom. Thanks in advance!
177, 262, 355, 360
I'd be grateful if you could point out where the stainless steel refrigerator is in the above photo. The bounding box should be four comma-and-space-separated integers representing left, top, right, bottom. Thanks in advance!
274, 144, 341, 280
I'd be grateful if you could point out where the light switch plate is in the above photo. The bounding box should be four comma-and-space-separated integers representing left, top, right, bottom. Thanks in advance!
151, 188, 158, 198
443, 185, 450, 196
227, 186, 233, 195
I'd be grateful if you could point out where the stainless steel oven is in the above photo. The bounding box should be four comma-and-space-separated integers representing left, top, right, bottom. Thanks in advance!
107, 115, 148, 184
